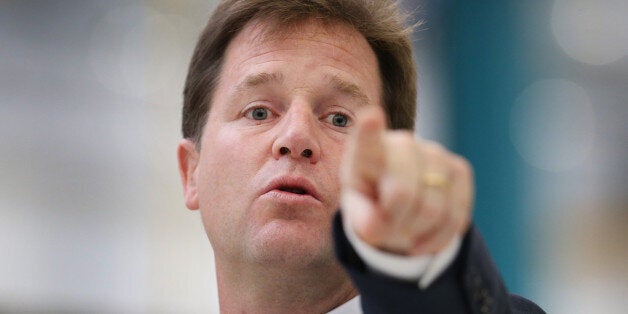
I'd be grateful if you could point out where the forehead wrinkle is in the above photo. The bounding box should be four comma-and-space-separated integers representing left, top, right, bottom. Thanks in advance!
225, 20, 381, 107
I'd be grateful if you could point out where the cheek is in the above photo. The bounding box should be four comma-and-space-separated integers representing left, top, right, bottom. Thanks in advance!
196, 132, 264, 238
197, 122, 277, 203
324, 137, 347, 171
199, 134, 258, 199
318, 143, 345, 201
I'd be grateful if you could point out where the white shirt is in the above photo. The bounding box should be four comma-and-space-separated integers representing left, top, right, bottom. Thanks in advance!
343, 216, 462, 289
328, 296, 362, 314
327, 216, 462, 313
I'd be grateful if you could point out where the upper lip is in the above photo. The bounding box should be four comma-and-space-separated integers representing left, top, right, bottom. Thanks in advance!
263, 175, 321, 201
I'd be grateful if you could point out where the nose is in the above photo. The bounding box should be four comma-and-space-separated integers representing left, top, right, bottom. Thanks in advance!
271, 105, 320, 163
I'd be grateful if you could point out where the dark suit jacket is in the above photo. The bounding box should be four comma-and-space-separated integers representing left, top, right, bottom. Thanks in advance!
332, 213, 545, 313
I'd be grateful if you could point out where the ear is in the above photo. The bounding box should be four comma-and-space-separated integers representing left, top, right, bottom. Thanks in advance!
177, 139, 200, 210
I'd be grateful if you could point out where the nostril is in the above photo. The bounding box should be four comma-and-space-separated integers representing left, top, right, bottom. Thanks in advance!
280, 147, 290, 155
301, 149, 312, 158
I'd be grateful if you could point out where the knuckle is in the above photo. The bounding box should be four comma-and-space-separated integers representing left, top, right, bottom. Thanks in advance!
422, 140, 445, 155
427, 232, 450, 253
420, 202, 443, 222
440, 229, 457, 248
452, 211, 470, 233
461, 212, 472, 230
357, 225, 384, 245
439, 206, 453, 223
450, 156, 472, 178
389, 183, 415, 204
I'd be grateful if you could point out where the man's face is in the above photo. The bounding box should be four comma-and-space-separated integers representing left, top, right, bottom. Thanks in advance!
187, 20, 382, 267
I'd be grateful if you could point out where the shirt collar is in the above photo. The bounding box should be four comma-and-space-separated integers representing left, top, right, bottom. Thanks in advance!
327, 295, 362, 314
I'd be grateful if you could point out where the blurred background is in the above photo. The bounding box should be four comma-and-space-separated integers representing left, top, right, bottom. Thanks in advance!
1, 0, 626, 313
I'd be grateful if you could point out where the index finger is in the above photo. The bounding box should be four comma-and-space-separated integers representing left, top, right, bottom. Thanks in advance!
341, 105, 387, 196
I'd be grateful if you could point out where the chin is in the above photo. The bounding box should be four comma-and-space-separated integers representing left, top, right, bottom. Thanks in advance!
248, 220, 336, 267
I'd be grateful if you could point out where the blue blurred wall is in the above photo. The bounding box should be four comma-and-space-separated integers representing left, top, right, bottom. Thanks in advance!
411, 0, 532, 295
447, 2, 528, 294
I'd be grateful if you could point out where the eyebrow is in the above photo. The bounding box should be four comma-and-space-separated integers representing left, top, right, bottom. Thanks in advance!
233, 72, 371, 105
235, 72, 284, 92
326, 75, 371, 105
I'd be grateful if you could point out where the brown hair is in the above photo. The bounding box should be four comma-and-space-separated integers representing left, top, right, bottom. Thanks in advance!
182, 0, 417, 143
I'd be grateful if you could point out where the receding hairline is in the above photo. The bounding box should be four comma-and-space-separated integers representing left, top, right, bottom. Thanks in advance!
246, 16, 366, 40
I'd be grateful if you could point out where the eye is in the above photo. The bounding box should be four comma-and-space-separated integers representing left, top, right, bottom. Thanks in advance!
245, 107, 271, 120
327, 112, 349, 127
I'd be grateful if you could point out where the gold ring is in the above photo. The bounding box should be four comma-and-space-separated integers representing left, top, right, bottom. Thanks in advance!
422, 172, 448, 189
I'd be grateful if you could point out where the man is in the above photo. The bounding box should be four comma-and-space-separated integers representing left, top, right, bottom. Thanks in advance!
177, 0, 543, 312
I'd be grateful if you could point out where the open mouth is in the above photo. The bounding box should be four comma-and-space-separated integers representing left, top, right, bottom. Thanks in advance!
264, 176, 320, 201
278, 186, 308, 195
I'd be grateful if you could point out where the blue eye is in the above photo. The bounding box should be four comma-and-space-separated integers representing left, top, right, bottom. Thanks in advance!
248, 107, 269, 120
329, 113, 349, 127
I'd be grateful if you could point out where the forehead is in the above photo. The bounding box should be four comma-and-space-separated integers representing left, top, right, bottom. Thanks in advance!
212, 18, 383, 111
233, 18, 375, 62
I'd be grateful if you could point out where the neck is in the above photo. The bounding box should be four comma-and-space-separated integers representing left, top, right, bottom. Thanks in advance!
215, 257, 357, 313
